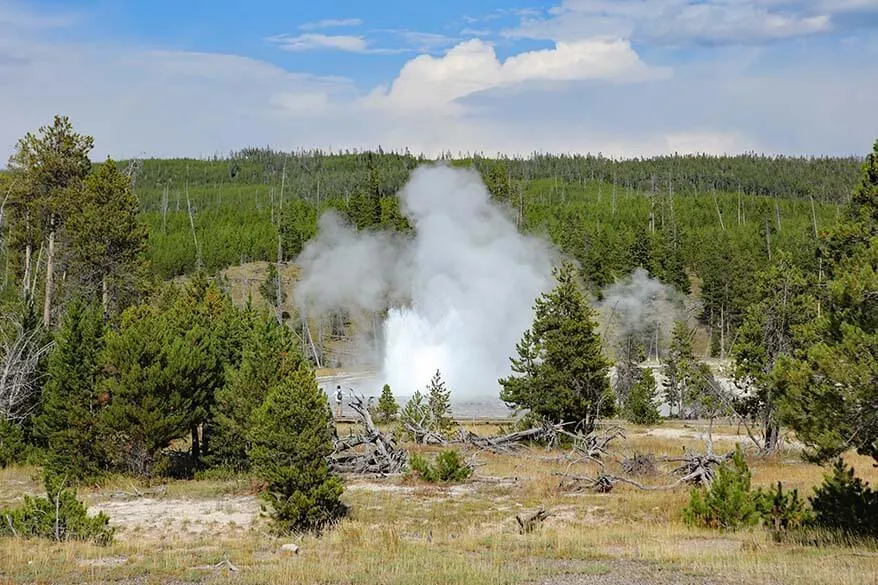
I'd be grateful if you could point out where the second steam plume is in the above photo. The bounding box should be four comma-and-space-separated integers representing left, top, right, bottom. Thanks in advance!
294, 164, 556, 398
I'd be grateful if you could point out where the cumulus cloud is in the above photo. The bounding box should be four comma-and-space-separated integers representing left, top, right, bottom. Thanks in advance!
363, 38, 664, 112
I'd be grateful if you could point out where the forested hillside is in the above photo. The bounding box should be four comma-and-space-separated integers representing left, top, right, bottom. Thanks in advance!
95, 149, 856, 361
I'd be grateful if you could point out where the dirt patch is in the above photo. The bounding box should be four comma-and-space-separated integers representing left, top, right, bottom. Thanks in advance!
535, 559, 732, 585
91, 496, 260, 539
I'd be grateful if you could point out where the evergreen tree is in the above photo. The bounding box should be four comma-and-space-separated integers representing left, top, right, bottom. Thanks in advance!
777, 140, 878, 464
279, 198, 317, 260
259, 262, 286, 309
732, 253, 816, 452
500, 262, 613, 432
398, 390, 430, 441
34, 299, 106, 481
663, 320, 694, 417
209, 312, 300, 471
426, 370, 454, 434
248, 362, 346, 534
98, 304, 211, 477
808, 459, 878, 538
66, 158, 147, 316
6, 115, 94, 324
624, 368, 661, 425
375, 384, 399, 422
614, 334, 645, 407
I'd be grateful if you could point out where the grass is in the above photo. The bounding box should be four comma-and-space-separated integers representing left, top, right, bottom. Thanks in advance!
1, 422, 876, 585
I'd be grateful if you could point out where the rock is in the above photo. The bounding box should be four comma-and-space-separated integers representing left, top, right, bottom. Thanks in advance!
280, 543, 300, 554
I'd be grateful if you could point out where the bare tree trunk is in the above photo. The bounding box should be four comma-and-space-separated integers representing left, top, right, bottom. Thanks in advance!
22, 242, 31, 298
43, 228, 55, 326
102, 275, 109, 316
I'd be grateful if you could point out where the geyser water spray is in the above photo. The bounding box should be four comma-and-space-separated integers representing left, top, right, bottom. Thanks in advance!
295, 164, 556, 398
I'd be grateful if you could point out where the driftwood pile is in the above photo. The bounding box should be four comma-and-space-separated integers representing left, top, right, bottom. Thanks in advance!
555, 435, 735, 493
330, 395, 407, 475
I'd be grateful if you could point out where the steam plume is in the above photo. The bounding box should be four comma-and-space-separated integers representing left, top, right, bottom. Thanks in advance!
596, 267, 688, 360
294, 164, 556, 397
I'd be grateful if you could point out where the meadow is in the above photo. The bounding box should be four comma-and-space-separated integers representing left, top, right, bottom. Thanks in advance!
2, 420, 876, 585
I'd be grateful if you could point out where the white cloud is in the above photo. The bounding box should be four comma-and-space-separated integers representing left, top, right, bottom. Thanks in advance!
0, 3, 875, 164
268, 33, 371, 53
298, 18, 363, 31
363, 38, 666, 112
508, 0, 845, 45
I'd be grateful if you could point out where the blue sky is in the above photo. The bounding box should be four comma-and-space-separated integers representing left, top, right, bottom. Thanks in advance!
1, 0, 877, 160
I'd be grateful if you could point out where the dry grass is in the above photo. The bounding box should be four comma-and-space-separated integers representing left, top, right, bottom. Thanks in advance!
1, 422, 876, 585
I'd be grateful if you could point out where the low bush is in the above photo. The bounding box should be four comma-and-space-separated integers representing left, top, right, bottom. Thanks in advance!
407, 450, 472, 483
0, 476, 114, 545
808, 459, 878, 539
684, 447, 759, 530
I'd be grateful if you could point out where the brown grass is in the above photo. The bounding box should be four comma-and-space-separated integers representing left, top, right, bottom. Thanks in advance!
1, 422, 876, 585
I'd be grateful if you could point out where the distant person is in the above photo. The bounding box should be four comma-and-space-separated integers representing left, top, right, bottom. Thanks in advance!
335, 385, 343, 418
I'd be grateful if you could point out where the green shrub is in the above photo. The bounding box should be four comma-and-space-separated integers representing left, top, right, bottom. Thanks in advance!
808, 459, 878, 539
683, 447, 759, 530
623, 369, 661, 425
0, 476, 114, 545
407, 450, 472, 483
0, 420, 26, 468
408, 453, 437, 482
755, 481, 812, 535
376, 384, 399, 423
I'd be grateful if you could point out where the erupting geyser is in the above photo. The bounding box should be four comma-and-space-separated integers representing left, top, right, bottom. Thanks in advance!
295, 164, 556, 398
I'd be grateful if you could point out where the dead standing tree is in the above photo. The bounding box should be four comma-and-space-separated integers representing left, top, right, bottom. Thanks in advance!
330, 394, 407, 475
0, 314, 53, 425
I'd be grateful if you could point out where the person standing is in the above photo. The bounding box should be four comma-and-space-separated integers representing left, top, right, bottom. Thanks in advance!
334, 385, 344, 418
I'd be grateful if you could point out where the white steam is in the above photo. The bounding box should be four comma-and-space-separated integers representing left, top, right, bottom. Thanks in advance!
596, 267, 689, 359
294, 164, 556, 397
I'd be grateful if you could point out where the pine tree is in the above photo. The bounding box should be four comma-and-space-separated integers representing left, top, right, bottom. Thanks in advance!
66, 158, 147, 316
376, 384, 399, 422
500, 262, 613, 432
732, 253, 816, 452
663, 320, 694, 417
426, 370, 454, 434
209, 312, 300, 471
614, 334, 645, 407
808, 459, 878, 538
624, 368, 661, 425
398, 391, 430, 442
777, 139, 878, 464
34, 299, 106, 481
6, 115, 94, 324
248, 362, 346, 534
98, 304, 209, 477
259, 262, 286, 309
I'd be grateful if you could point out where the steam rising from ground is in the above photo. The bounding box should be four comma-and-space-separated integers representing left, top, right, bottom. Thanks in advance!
596, 267, 689, 360
295, 165, 556, 397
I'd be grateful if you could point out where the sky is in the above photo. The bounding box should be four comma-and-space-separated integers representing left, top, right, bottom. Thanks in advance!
1, 0, 877, 161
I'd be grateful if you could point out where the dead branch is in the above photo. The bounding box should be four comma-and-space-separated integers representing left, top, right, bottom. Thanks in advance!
330, 394, 407, 475
515, 506, 552, 534
456, 422, 563, 454
621, 453, 657, 476
0, 315, 53, 424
